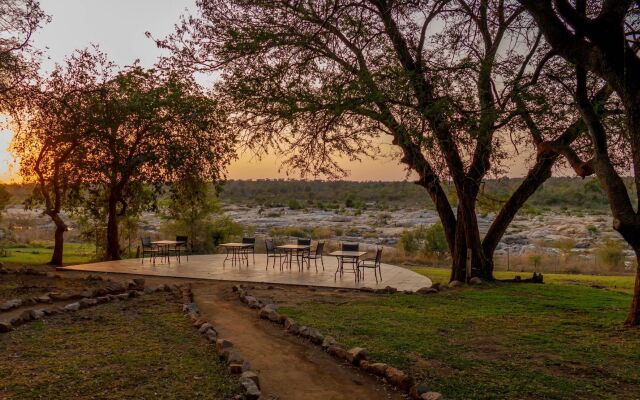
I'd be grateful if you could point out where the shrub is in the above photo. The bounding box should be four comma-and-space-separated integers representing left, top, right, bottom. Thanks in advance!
288, 199, 303, 210
399, 223, 448, 256
596, 239, 626, 271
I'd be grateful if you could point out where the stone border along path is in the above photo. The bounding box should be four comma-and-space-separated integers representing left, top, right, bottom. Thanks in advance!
233, 285, 445, 400
180, 285, 262, 399
0, 276, 177, 333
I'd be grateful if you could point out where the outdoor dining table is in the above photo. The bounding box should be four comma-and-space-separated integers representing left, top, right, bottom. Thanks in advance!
151, 240, 185, 264
277, 244, 311, 270
330, 250, 367, 281
220, 242, 253, 267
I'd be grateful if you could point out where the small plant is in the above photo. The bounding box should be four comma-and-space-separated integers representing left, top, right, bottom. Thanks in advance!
554, 238, 577, 262
288, 199, 303, 210
586, 224, 599, 236
528, 254, 542, 271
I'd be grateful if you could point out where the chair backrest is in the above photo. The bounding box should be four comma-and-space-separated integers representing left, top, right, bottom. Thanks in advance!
342, 242, 359, 252
242, 237, 256, 245
141, 237, 152, 247
265, 238, 276, 252
315, 241, 325, 255
176, 235, 188, 245
374, 248, 383, 264
297, 238, 311, 246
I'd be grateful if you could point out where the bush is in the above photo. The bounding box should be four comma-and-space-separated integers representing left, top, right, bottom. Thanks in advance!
596, 239, 626, 271
207, 216, 245, 248
400, 223, 448, 256
288, 199, 304, 210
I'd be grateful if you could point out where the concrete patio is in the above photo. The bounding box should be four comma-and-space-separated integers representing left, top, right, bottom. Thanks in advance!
61, 254, 432, 291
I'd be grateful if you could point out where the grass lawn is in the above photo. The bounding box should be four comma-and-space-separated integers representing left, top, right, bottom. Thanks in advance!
0, 292, 240, 400
0, 243, 95, 266
413, 266, 636, 294
280, 273, 640, 399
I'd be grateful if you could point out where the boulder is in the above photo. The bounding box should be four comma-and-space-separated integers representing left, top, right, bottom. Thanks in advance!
448, 280, 464, 288
421, 392, 444, 400
132, 278, 145, 289
36, 295, 53, 304
284, 317, 297, 330
32, 309, 46, 320
18, 309, 36, 323
49, 292, 73, 301
346, 347, 367, 365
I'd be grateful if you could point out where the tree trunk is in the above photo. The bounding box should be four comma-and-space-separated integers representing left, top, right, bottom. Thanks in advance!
625, 247, 640, 327
105, 193, 121, 261
48, 213, 67, 266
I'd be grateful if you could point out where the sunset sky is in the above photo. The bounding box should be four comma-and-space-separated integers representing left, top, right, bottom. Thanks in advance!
0, 0, 540, 183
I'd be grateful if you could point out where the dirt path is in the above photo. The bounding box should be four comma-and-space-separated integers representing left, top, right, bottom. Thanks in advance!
192, 283, 404, 400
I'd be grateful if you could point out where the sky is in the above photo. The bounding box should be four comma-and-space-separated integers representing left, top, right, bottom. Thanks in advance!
0, 0, 536, 183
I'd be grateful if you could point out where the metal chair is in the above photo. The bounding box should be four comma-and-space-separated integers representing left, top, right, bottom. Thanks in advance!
169, 235, 189, 262
265, 238, 284, 270
242, 237, 256, 264
295, 238, 311, 269
340, 242, 360, 270
359, 248, 383, 283
140, 237, 159, 264
303, 241, 325, 271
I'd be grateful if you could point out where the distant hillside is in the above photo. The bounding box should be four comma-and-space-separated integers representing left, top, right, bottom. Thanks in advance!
220, 177, 634, 213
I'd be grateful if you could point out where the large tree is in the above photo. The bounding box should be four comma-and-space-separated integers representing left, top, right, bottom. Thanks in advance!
10, 49, 100, 266
159, 0, 605, 281
517, 0, 640, 326
78, 61, 235, 260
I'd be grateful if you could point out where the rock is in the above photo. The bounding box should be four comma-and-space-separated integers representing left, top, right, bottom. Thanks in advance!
240, 377, 261, 400
286, 321, 301, 335
416, 287, 438, 295
346, 347, 367, 365
322, 336, 338, 349
431, 283, 442, 291
448, 280, 463, 288
18, 309, 36, 323
367, 362, 390, 377
79, 298, 98, 308
198, 323, 214, 334
410, 383, 431, 399
64, 302, 81, 312
241, 371, 260, 388
224, 349, 244, 364
216, 339, 233, 354
115, 293, 129, 300
44, 307, 63, 316
204, 329, 217, 343
385, 367, 413, 390
95, 296, 110, 304
133, 278, 145, 289
182, 303, 199, 316
36, 295, 53, 304
192, 319, 206, 328
259, 305, 281, 322
49, 292, 72, 301
305, 328, 324, 344
327, 345, 349, 360
421, 392, 444, 400
32, 309, 46, 320
0, 299, 22, 311
469, 277, 482, 285
0, 321, 13, 333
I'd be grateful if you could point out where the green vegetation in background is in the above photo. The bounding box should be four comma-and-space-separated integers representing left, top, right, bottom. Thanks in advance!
400, 223, 448, 255
0, 243, 95, 265
0, 293, 240, 399
281, 278, 640, 399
